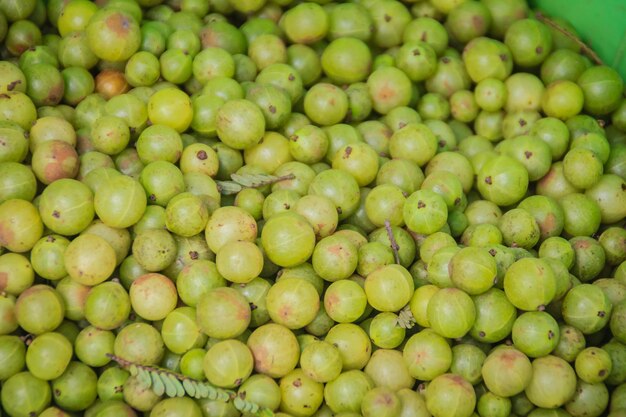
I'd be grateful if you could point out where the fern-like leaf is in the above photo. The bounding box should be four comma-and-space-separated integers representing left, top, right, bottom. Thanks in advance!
138, 368, 152, 388
183, 379, 196, 397
151, 372, 165, 396
161, 372, 177, 397
105, 354, 273, 416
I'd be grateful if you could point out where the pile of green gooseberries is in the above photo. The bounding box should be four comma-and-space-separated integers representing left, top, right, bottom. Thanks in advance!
2, 0, 626, 416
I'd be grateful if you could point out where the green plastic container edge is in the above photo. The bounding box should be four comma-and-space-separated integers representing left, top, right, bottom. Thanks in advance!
529, 0, 626, 81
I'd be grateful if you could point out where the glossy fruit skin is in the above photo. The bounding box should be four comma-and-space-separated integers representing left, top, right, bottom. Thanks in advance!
0, 334, 25, 380
94, 175, 147, 229
389, 123, 438, 167
304, 83, 349, 126
3, 3, 626, 417
321, 37, 372, 84
367, 67, 413, 115
575, 347, 612, 384
1, 371, 52, 417
300, 340, 342, 384
365, 264, 414, 313
403, 189, 448, 235
148, 88, 193, 133
161, 306, 205, 354
113, 322, 164, 367
477, 153, 529, 206
84, 281, 131, 330
196, 287, 251, 340
129, 273, 177, 321
512, 311, 560, 358
39, 179, 95, 237
323, 322, 371, 372
266, 276, 319, 329
74, 326, 115, 368
450, 343, 486, 386
279, 368, 324, 416
51, 361, 98, 412
561, 283, 613, 335
261, 211, 316, 268
450, 246, 498, 295
578, 66, 624, 116
525, 355, 577, 409
216, 99, 266, 149
403, 329, 452, 381
14, 285, 64, 335
25, 331, 73, 381
586, 174, 626, 224
504, 19, 552, 67
498, 207, 540, 249
64, 234, 116, 286
425, 373, 476, 417
462, 37, 513, 83
247, 323, 300, 379
396, 41, 438, 82
504, 257, 556, 311
203, 339, 253, 389
324, 370, 374, 414
482, 346, 533, 397
86, 8, 140, 62
308, 168, 361, 221
542, 80, 584, 120
427, 287, 476, 339
361, 386, 402, 417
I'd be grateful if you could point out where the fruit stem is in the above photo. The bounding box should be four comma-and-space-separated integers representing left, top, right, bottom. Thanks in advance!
19, 334, 33, 345
384, 219, 401, 264
535, 12, 604, 65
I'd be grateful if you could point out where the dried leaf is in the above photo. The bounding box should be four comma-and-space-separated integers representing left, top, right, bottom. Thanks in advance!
231, 173, 277, 188
217, 181, 243, 195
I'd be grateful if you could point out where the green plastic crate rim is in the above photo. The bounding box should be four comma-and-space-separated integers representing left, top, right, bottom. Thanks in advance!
529, 0, 626, 81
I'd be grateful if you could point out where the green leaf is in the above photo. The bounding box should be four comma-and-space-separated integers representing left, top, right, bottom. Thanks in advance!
230, 173, 276, 188
242, 400, 259, 414
197, 383, 209, 399
217, 390, 231, 402
182, 379, 196, 397
193, 383, 203, 400
207, 385, 218, 401
217, 181, 243, 195
137, 368, 152, 388
233, 396, 246, 410
151, 371, 165, 397
161, 373, 177, 397
259, 408, 275, 417
168, 374, 185, 397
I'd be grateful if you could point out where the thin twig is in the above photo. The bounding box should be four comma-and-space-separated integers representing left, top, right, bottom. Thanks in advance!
535, 12, 604, 66
384, 219, 401, 264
